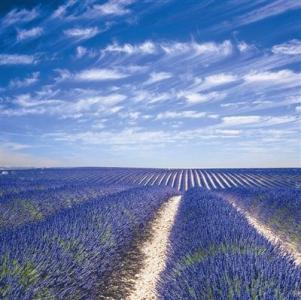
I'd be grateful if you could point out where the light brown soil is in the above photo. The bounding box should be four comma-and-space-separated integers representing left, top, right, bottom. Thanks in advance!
228, 197, 301, 266
127, 195, 181, 300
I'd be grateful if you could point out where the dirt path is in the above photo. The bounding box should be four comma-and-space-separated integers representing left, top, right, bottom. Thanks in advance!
227, 197, 301, 266
127, 195, 181, 300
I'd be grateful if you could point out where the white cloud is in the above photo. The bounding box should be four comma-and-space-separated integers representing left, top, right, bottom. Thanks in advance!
215, 129, 241, 136
104, 41, 156, 55
55, 69, 72, 81
145, 72, 172, 85
75, 68, 129, 81
178, 91, 225, 104
2, 90, 127, 118
263, 116, 298, 126
76, 46, 90, 58
2, 8, 39, 26
221, 102, 247, 108
196, 73, 238, 90
73, 94, 126, 112
296, 106, 301, 113
223, 115, 262, 126
14, 94, 62, 108
9, 72, 39, 88
51, 0, 76, 18
103, 40, 233, 59
75, 46, 98, 59
243, 69, 301, 87
272, 39, 301, 55
237, 41, 252, 52
49, 126, 244, 147
149, 92, 172, 103
132, 90, 172, 104
94, 0, 133, 16
0, 54, 36, 65
161, 40, 233, 57
120, 65, 147, 73
222, 115, 297, 127
51, 128, 170, 145
64, 27, 100, 40
157, 111, 207, 119
127, 112, 140, 120
235, 0, 301, 26
17, 27, 43, 41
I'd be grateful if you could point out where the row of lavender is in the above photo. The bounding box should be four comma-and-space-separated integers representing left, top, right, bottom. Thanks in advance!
0, 168, 125, 196
0, 186, 177, 299
0, 183, 129, 230
1, 168, 300, 194
0, 169, 138, 230
221, 187, 301, 252
129, 168, 301, 191
158, 189, 301, 299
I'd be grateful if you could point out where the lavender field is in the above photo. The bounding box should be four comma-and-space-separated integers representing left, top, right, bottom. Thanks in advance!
0, 168, 300, 299
1, 1, 300, 298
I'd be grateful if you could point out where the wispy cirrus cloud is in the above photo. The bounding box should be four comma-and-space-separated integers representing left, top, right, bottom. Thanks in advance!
144, 72, 172, 85
75, 68, 130, 81
161, 40, 233, 57
94, 0, 134, 16
195, 73, 238, 91
243, 69, 301, 88
222, 115, 262, 126
157, 110, 208, 120
1, 7, 39, 27
103, 40, 233, 58
75, 46, 97, 58
54, 67, 134, 82
50, 0, 137, 21
71, 94, 126, 113
48, 125, 245, 148
272, 39, 301, 55
234, 0, 301, 26
9, 72, 39, 89
104, 41, 156, 55
177, 91, 226, 104
130, 89, 172, 104
64, 27, 100, 40
51, 0, 76, 19
13, 93, 61, 108
54, 69, 72, 82
1, 89, 127, 119
0, 54, 36, 65
17, 27, 43, 41
222, 115, 298, 127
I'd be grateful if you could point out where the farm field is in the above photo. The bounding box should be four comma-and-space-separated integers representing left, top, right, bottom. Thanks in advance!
0, 167, 300, 299
1, 0, 300, 298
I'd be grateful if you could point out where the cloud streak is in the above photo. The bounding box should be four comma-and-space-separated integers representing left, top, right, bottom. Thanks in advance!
144, 72, 172, 85
234, 0, 301, 26
17, 27, 43, 41
94, 0, 134, 16
75, 68, 130, 81
272, 39, 301, 55
64, 27, 100, 40
9, 72, 39, 88
0, 54, 36, 65
157, 110, 208, 119
1, 7, 39, 27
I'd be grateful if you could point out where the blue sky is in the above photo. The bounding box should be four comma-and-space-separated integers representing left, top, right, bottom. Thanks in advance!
0, 0, 300, 168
